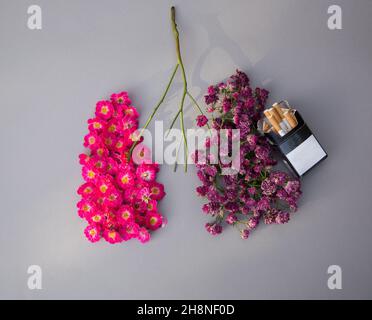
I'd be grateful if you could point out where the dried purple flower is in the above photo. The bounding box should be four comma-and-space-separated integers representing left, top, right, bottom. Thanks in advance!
226, 214, 238, 225
196, 115, 208, 127
275, 212, 290, 224
195, 70, 302, 239
247, 217, 259, 229
241, 229, 250, 240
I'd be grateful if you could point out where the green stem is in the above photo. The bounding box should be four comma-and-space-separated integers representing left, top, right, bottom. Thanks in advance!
171, 6, 189, 171
187, 92, 211, 130
179, 92, 188, 171
128, 64, 179, 158
166, 108, 181, 136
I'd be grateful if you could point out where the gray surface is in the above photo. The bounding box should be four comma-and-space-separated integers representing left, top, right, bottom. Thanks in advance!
0, 0, 372, 299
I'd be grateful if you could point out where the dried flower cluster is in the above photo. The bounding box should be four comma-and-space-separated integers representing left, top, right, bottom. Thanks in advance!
195, 70, 302, 239
77, 92, 166, 244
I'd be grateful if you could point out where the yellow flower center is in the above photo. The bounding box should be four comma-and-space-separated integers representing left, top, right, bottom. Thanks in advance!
152, 187, 159, 194
93, 122, 101, 129
100, 185, 108, 193
150, 217, 157, 225
101, 106, 108, 114
116, 141, 123, 148
89, 229, 97, 236
87, 170, 95, 178
92, 215, 101, 222
122, 211, 130, 220
121, 176, 129, 184
108, 231, 116, 239
85, 187, 92, 194
88, 136, 96, 144
96, 161, 102, 168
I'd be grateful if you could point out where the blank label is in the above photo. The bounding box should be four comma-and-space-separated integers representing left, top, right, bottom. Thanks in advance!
286, 135, 326, 175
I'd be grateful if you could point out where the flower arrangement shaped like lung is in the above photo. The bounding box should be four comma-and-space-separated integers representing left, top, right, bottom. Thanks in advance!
195, 70, 302, 239
77, 92, 166, 244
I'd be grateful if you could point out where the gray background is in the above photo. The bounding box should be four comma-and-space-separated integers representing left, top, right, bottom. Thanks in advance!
0, 0, 371, 299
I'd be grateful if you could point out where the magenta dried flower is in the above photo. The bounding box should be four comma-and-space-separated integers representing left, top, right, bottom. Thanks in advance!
196, 115, 208, 127
247, 217, 260, 229
205, 222, 223, 235
275, 212, 290, 224
226, 214, 238, 225
261, 178, 277, 196
241, 229, 250, 240
284, 180, 301, 194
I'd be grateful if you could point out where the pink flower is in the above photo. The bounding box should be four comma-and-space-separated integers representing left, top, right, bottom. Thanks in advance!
92, 146, 108, 158
137, 227, 150, 243
111, 92, 131, 106
103, 229, 122, 244
121, 118, 138, 132
89, 156, 107, 172
149, 182, 166, 200
102, 190, 122, 208
96, 177, 113, 195
123, 106, 139, 119
79, 153, 90, 165
77, 182, 96, 198
105, 158, 118, 175
82, 165, 99, 182
116, 170, 135, 189
86, 211, 104, 225
136, 164, 157, 182
116, 205, 135, 225
121, 222, 140, 241
196, 115, 208, 127
133, 200, 147, 212
145, 211, 163, 230
84, 225, 101, 243
131, 144, 152, 165
87, 118, 106, 133
123, 186, 138, 203
105, 120, 121, 135
83, 132, 101, 150
95, 100, 114, 120
146, 200, 157, 211
102, 134, 116, 149
138, 187, 152, 204
77, 199, 95, 218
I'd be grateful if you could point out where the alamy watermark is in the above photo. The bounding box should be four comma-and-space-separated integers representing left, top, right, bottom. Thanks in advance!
132, 122, 241, 175
27, 265, 42, 290
27, 5, 42, 30
327, 265, 342, 290
327, 5, 342, 30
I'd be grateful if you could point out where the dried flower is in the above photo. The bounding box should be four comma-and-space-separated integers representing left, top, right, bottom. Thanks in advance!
195, 70, 302, 239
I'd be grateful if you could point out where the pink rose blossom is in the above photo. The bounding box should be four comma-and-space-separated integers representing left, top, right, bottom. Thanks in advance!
84, 225, 101, 243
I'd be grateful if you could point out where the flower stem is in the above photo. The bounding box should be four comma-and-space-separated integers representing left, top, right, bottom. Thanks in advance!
171, 6, 189, 171
129, 64, 179, 158
129, 6, 203, 172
